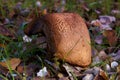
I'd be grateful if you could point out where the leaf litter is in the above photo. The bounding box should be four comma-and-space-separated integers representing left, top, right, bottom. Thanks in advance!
0, 0, 119, 80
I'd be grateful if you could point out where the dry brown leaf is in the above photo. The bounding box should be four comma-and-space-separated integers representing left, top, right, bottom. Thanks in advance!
95, 35, 103, 44
0, 44, 6, 48
42, 9, 48, 15
0, 25, 15, 38
57, 73, 64, 78
98, 50, 108, 60
0, 58, 21, 70
91, 20, 102, 27
116, 65, 120, 80
99, 69, 109, 80
0, 65, 8, 75
17, 64, 24, 74
103, 30, 117, 46
94, 74, 105, 80
94, 69, 109, 80
17, 63, 40, 76
113, 50, 120, 61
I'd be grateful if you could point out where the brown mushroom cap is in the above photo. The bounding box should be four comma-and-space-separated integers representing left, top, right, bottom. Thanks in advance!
25, 13, 91, 67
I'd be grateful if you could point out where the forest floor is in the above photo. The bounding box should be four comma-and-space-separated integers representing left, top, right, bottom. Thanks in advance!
0, 0, 120, 80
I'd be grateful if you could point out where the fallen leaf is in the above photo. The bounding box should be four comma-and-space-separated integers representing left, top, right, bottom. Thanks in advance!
99, 16, 116, 24
98, 50, 108, 60
91, 15, 116, 30
94, 69, 109, 80
116, 65, 120, 80
63, 63, 74, 80
99, 69, 109, 80
84, 67, 100, 76
0, 44, 6, 48
82, 74, 94, 80
42, 9, 48, 15
17, 63, 40, 76
113, 50, 120, 61
94, 74, 105, 80
91, 19, 112, 30
0, 64, 8, 75
62, 63, 84, 80
0, 25, 14, 38
57, 72, 64, 78
92, 56, 101, 65
100, 24, 112, 30
17, 64, 24, 74
95, 35, 103, 44
116, 74, 120, 80
0, 58, 21, 70
111, 10, 120, 14
103, 30, 117, 46
26, 63, 40, 76
91, 20, 102, 27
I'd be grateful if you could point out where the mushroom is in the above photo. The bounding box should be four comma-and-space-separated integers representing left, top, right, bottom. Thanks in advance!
24, 13, 91, 67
